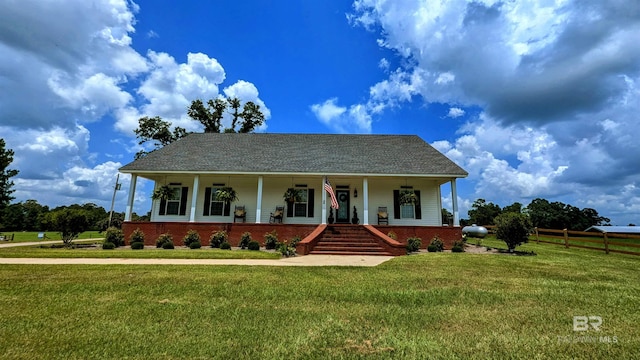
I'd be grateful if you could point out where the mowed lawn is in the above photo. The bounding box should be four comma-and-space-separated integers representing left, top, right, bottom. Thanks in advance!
0, 241, 638, 359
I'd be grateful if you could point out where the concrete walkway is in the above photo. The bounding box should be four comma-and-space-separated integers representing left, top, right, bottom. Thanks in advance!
0, 239, 103, 248
0, 240, 393, 266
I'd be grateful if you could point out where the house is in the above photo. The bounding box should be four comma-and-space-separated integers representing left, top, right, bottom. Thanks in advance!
119, 133, 468, 255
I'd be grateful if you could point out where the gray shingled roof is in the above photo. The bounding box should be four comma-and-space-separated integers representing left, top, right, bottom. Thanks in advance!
119, 133, 467, 177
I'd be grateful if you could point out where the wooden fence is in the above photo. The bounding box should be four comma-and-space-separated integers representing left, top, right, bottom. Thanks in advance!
484, 226, 640, 256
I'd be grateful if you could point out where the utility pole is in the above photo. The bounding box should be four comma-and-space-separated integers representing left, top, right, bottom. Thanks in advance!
108, 173, 121, 228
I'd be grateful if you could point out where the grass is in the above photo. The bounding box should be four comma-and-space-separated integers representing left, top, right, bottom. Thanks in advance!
0, 231, 103, 242
0, 243, 281, 259
0, 241, 638, 359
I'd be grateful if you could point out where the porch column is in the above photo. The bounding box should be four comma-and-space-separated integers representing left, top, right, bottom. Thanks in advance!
362, 177, 369, 225
450, 179, 460, 227
125, 174, 137, 221
255, 176, 263, 223
321, 176, 327, 225
189, 175, 199, 222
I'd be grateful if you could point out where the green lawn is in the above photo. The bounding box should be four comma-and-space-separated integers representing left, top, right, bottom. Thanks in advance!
0, 231, 103, 242
0, 244, 281, 259
0, 241, 638, 359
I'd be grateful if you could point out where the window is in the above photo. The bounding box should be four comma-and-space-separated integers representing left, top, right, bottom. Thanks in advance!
159, 186, 188, 216
400, 204, 415, 219
209, 187, 227, 216
203, 186, 230, 217
294, 189, 308, 217
393, 189, 422, 220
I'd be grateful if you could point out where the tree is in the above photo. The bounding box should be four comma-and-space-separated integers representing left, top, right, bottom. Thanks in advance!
187, 96, 265, 133
441, 208, 453, 225
134, 116, 187, 159
43, 208, 90, 246
467, 199, 502, 225
525, 198, 610, 231
0, 138, 19, 211
494, 212, 533, 252
502, 202, 523, 214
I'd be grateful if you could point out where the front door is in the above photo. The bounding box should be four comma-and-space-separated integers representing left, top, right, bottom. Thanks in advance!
335, 190, 350, 223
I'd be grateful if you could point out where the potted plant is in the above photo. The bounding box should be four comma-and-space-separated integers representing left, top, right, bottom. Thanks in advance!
351, 206, 359, 224
151, 185, 175, 200
283, 188, 302, 203
215, 186, 238, 203
399, 190, 419, 205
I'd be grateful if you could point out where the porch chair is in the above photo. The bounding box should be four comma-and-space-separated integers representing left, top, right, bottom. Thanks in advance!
234, 205, 246, 223
269, 206, 284, 223
377, 206, 389, 225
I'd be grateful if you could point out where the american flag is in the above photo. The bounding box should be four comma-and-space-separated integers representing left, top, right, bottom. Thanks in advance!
324, 178, 339, 209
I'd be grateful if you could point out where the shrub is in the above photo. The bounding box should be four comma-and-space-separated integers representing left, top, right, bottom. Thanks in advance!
220, 242, 231, 250
452, 240, 465, 253
277, 240, 296, 257
239, 232, 252, 249
427, 244, 439, 252
156, 233, 173, 248
264, 230, 278, 250
209, 230, 228, 248
162, 241, 175, 249
189, 241, 202, 249
429, 235, 444, 252
131, 242, 145, 250
494, 212, 533, 251
104, 227, 124, 247
183, 229, 201, 247
387, 231, 397, 240
289, 235, 302, 248
102, 242, 115, 250
406, 237, 422, 253
129, 228, 145, 245
248, 241, 260, 251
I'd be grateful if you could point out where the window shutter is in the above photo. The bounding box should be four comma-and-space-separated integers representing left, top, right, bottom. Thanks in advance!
287, 202, 294, 217
223, 202, 231, 217
393, 190, 400, 219
203, 187, 211, 216
307, 189, 315, 217
159, 198, 166, 216
179, 187, 188, 216
414, 190, 422, 219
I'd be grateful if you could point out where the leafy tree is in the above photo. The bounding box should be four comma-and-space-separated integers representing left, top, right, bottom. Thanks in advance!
134, 116, 187, 159
23, 199, 48, 231
441, 208, 453, 225
467, 198, 502, 225
43, 208, 90, 246
0, 139, 19, 211
1, 203, 24, 231
494, 212, 533, 252
187, 97, 265, 133
502, 202, 523, 214
525, 198, 610, 230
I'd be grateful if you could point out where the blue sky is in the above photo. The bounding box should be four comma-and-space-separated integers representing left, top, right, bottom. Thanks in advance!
1, 0, 639, 225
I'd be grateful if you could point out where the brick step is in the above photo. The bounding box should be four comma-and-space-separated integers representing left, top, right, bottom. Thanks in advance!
309, 250, 393, 256
312, 246, 386, 253
319, 237, 378, 243
315, 241, 379, 247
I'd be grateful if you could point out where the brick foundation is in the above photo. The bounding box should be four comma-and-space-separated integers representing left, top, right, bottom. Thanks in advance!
123, 221, 462, 250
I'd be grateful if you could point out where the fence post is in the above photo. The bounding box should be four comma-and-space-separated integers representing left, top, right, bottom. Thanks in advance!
563, 229, 569, 248
603, 232, 609, 255
535, 227, 539, 244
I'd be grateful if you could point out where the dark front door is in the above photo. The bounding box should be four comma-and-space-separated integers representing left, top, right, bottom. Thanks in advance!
335, 190, 350, 223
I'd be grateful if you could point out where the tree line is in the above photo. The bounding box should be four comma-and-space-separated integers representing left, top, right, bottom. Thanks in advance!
456, 198, 612, 231
0, 200, 148, 233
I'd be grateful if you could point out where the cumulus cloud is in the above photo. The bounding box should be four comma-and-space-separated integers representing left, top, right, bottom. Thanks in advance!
0, 0, 270, 213
342, 0, 640, 224
310, 98, 372, 133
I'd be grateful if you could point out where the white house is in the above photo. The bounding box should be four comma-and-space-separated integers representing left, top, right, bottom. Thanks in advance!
119, 133, 467, 255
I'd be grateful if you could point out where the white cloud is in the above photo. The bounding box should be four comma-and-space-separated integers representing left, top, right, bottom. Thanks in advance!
310, 98, 372, 134
447, 107, 465, 118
